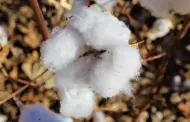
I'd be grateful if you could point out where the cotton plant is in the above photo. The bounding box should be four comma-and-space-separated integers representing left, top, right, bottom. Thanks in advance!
41, 0, 141, 118
0, 26, 8, 47
19, 103, 73, 122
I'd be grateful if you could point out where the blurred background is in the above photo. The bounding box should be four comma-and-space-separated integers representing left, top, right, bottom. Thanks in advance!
0, 0, 190, 121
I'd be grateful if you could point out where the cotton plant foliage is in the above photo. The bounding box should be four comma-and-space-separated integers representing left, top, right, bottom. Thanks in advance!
41, 0, 141, 118
139, 0, 190, 18
19, 103, 73, 122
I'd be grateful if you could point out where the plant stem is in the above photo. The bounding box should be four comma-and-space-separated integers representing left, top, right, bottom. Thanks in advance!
30, 0, 50, 40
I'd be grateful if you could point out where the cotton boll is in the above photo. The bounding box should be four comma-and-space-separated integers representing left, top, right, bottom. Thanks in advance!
84, 15, 131, 49
60, 87, 95, 118
19, 103, 72, 122
171, 0, 190, 15
0, 26, 8, 47
93, 112, 105, 122
95, 0, 117, 10
89, 46, 141, 97
147, 18, 173, 40
41, 27, 85, 71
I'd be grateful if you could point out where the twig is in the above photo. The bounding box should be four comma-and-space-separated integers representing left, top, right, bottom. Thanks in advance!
179, 22, 190, 39
29, 0, 50, 40
121, 2, 136, 26
0, 84, 29, 105
8, 77, 39, 87
133, 104, 150, 122
143, 53, 166, 62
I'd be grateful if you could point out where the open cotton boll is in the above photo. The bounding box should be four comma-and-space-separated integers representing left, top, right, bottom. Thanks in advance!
60, 87, 95, 118
0, 26, 8, 47
84, 14, 131, 49
139, 0, 170, 18
19, 103, 73, 122
95, 0, 117, 10
147, 18, 173, 40
41, 27, 85, 71
89, 46, 141, 98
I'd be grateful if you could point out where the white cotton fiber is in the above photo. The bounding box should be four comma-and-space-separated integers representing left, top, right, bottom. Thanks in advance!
95, 0, 117, 10
68, 3, 131, 49
67, 2, 100, 33
19, 103, 73, 122
89, 46, 141, 98
0, 26, 8, 47
84, 15, 131, 49
41, 27, 85, 71
139, 0, 190, 17
171, 0, 190, 15
59, 87, 95, 118
55, 55, 94, 91
147, 18, 173, 40
55, 56, 95, 118
139, 0, 170, 18
93, 112, 105, 122
55, 114, 73, 122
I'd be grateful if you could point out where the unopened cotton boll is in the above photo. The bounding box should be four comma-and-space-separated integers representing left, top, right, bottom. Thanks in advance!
19, 103, 73, 122
59, 87, 95, 118
147, 18, 173, 40
89, 46, 141, 98
95, 0, 117, 10
0, 26, 8, 47
41, 27, 85, 71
